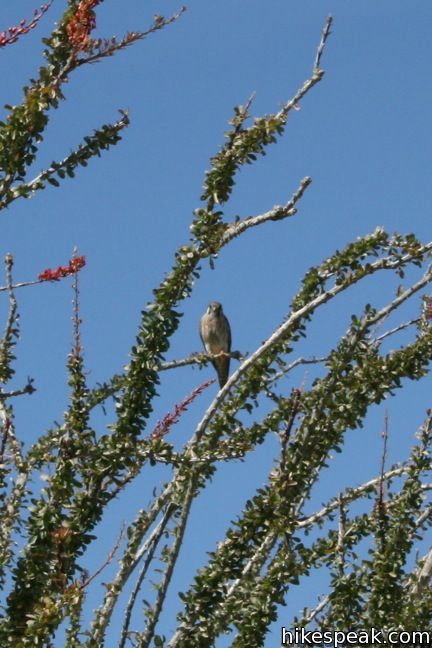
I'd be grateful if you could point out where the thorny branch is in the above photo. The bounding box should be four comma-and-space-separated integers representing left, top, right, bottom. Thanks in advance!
337, 498, 347, 577
89, 487, 175, 643
0, 381, 35, 400
0, 2, 52, 48
137, 477, 196, 648
297, 465, 408, 529
412, 545, 432, 595
376, 410, 389, 518
3, 7, 432, 644
222, 176, 312, 245
279, 387, 302, 474
188, 255, 432, 451
314, 16, 333, 70
80, 525, 125, 591
300, 494, 432, 628
72, 6, 187, 68
369, 317, 421, 347
92, 256, 432, 641
301, 594, 331, 627
119, 507, 174, 648
0, 255, 24, 469
3, 112, 130, 210
267, 354, 329, 386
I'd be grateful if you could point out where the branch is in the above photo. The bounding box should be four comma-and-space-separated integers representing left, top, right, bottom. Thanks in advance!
71, 7, 187, 67
0, 3, 181, 205
160, 350, 243, 372
301, 594, 331, 627
80, 525, 124, 590
267, 354, 329, 386
314, 16, 333, 70
0, 255, 18, 377
337, 498, 346, 577
0, 257, 86, 292
150, 380, 214, 440
278, 15, 333, 120
0, 401, 24, 470
85, 351, 243, 412
411, 545, 432, 596
188, 251, 432, 450
0, 386, 28, 588
0, 471, 31, 587
89, 486, 175, 644
160, 254, 432, 641
0, 379, 35, 399
138, 477, 196, 648
222, 176, 312, 245
227, 532, 279, 601
296, 465, 408, 529
375, 410, 389, 527
0, 278, 49, 293
0, 255, 24, 469
228, 486, 432, 642
0, 2, 52, 48
3, 112, 129, 210
413, 502, 432, 532
167, 409, 432, 642
118, 507, 173, 648
167, 260, 432, 641
369, 317, 421, 347
200, 16, 332, 208
279, 387, 302, 474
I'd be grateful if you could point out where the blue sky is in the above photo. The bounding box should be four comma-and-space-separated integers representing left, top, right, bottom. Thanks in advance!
2, 1, 432, 645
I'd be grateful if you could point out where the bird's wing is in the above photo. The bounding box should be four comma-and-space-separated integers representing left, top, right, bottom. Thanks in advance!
199, 314, 209, 352
224, 313, 232, 352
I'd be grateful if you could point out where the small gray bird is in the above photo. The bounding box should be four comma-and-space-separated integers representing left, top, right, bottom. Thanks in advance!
200, 301, 231, 388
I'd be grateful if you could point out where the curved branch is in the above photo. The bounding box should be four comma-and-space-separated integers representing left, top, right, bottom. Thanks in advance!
222, 176, 312, 245
3, 111, 129, 209
136, 477, 196, 648
188, 253, 432, 450
119, 507, 173, 648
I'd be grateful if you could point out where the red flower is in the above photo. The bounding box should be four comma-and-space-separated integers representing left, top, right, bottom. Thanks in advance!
150, 379, 214, 440
38, 255, 86, 282
66, 0, 101, 51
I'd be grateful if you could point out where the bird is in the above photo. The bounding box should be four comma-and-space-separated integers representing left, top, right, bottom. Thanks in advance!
200, 301, 231, 388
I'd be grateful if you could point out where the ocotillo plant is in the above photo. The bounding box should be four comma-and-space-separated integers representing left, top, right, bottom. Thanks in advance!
0, 5, 431, 647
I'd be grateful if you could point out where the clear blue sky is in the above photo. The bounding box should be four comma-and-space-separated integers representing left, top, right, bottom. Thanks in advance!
2, 1, 432, 645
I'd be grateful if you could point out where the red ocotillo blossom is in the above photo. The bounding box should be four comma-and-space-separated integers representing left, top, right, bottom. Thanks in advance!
38, 256, 86, 282
66, 0, 101, 51
151, 379, 214, 440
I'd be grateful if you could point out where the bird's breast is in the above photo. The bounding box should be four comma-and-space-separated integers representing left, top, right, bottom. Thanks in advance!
204, 316, 227, 353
